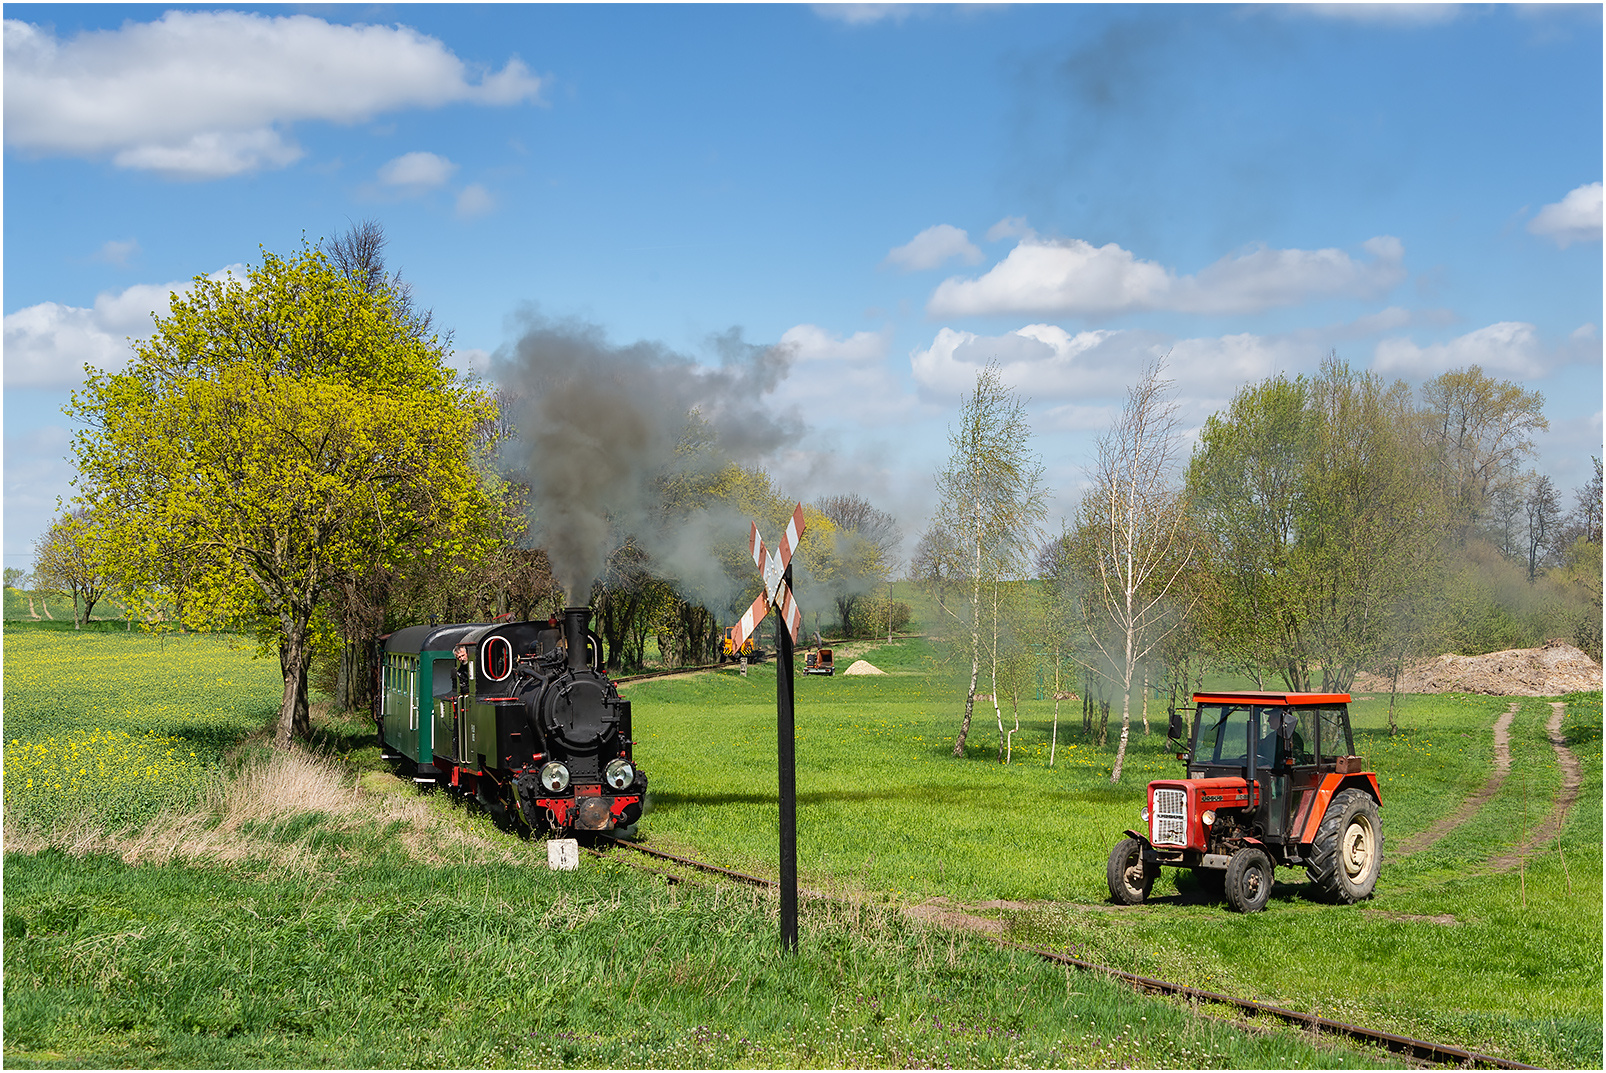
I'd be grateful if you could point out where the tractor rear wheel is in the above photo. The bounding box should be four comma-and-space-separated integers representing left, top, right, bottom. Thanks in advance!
1224, 847, 1274, 913
1107, 837, 1157, 904
1307, 788, 1382, 903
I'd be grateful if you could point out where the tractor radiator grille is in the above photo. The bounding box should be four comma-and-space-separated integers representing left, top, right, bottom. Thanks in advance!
1151, 788, 1187, 846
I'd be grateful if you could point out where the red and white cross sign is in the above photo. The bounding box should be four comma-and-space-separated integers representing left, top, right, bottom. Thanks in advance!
732, 503, 806, 648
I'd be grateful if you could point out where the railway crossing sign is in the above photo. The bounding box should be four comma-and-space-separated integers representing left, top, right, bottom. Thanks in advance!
735, 502, 806, 954
732, 503, 806, 650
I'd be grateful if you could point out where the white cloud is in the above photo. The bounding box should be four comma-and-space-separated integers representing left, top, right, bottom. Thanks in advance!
884, 224, 983, 271
450, 347, 492, 378
378, 151, 457, 189
985, 216, 1032, 242
909, 323, 1304, 404
3, 423, 77, 569
91, 238, 140, 267
927, 234, 1406, 318
1372, 321, 1547, 379
455, 183, 497, 220
779, 324, 891, 365
811, 4, 922, 25
3, 11, 543, 179
1300, 4, 1464, 25
774, 324, 916, 424
1527, 182, 1603, 248
2, 266, 246, 388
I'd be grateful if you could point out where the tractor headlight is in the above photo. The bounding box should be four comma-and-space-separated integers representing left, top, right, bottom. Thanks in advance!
1201, 809, 1216, 826
604, 758, 635, 791
539, 761, 571, 794
1140, 805, 1151, 823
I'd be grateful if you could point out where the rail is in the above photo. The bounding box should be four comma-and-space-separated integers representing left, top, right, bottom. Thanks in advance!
595, 836, 1535, 1071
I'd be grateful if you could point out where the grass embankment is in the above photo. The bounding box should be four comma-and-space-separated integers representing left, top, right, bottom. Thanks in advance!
627, 642, 1602, 1068
3, 621, 1600, 1067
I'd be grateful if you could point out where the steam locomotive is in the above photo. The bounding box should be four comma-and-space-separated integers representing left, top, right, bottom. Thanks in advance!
376, 607, 647, 834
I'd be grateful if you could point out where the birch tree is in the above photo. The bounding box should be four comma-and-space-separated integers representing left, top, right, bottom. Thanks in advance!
929, 362, 1048, 758
1079, 359, 1197, 783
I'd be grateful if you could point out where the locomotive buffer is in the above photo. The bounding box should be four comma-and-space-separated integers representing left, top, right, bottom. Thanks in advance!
730, 504, 807, 953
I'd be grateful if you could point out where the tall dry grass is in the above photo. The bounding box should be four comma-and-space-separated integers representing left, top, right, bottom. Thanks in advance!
3, 746, 520, 870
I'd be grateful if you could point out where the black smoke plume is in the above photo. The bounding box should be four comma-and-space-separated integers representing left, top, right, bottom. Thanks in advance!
492, 309, 801, 606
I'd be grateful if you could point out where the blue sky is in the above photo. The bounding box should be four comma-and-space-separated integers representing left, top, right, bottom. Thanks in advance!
5, 3, 1602, 575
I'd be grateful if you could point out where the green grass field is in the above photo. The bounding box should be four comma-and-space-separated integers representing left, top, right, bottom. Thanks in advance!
3, 619, 1600, 1068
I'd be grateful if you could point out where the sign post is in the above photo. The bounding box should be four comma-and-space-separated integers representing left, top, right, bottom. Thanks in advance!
775, 561, 798, 953
730, 503, 807, 954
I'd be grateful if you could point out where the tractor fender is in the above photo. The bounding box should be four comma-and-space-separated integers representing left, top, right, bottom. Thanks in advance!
1123, 828, 1150, 846
1294, 772, 1383, 845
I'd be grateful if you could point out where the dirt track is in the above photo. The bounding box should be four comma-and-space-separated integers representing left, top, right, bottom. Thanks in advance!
1486, 701, 1584, 873
1392, 702, 1518, 858
1390, 698, 1584, 873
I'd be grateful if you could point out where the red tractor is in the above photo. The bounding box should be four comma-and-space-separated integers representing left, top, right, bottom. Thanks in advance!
1107, 691, 1382, 913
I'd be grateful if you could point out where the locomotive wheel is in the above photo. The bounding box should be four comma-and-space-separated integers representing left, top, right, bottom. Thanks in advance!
1107, 837, 1158, 905
1307, 788, 1382, 903
1224, 847, 1274, 913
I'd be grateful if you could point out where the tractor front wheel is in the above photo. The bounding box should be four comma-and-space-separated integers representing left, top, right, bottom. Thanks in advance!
1225, 847, 1274, 913
1308, 788, 1382, 903
1107, 837, 1158, 905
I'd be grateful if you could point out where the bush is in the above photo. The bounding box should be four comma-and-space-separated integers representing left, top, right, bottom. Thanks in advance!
848, 597, 910, 638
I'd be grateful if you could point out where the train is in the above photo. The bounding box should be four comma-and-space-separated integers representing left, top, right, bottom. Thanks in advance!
375, 606, 647, 835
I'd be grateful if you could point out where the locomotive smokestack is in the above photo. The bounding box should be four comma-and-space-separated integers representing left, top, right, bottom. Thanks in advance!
563, 606, 592, 671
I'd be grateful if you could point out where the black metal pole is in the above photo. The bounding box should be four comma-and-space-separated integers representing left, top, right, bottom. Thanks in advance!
776, 563, 798, 954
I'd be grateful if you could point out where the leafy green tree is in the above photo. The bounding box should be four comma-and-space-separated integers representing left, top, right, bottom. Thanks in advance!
68, 240, 494, 747
32, 508, 116, 628
1187, 356, 1441, 691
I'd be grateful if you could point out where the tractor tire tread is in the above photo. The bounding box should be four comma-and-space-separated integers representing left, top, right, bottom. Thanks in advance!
1307, 787, 1382, 903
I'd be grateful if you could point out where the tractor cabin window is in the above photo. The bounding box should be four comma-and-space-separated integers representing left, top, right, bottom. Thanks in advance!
1319, 707, 1353, 761
1200, 705, 1252, 767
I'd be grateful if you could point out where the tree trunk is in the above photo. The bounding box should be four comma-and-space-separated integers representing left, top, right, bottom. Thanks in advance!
1140, 665, 1150, 735
1050, 647, 1060, 767
992, 580, 1004, 763
953, 532, 983, 758
275, 618, 314, 748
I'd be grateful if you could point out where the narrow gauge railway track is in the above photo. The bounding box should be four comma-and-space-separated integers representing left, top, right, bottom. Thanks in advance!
611, 664, 721, 685
595, 837, 1534, 1071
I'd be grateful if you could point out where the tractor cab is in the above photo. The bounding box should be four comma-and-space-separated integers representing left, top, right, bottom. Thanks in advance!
1109, 691, 1382, 913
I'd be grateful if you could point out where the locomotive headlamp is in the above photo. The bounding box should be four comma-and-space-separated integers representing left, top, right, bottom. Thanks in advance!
539, 761, 571, 794
1201, 809, 1217, 826
604, 758, 635, 791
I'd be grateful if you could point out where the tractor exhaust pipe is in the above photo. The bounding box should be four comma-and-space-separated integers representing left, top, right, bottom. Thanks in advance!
562, 606, 592, 671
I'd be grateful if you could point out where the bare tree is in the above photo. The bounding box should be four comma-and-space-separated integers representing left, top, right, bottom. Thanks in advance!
1525, 473, 1562, 583
1419, 365, 1547, 535
1080, 359, 1197, 783
930, 362, 1048, 758
813, 493, 901, 635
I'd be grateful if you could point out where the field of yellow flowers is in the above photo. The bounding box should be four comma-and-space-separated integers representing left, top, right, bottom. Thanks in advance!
3, 625, 282, 831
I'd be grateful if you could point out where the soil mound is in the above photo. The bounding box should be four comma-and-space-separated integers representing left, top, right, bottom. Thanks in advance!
842, 659, 885, 676
1352, 640, 1601, 696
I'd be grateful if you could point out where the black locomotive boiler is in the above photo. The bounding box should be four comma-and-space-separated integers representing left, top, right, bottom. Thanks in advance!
376, 606, 647, 834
